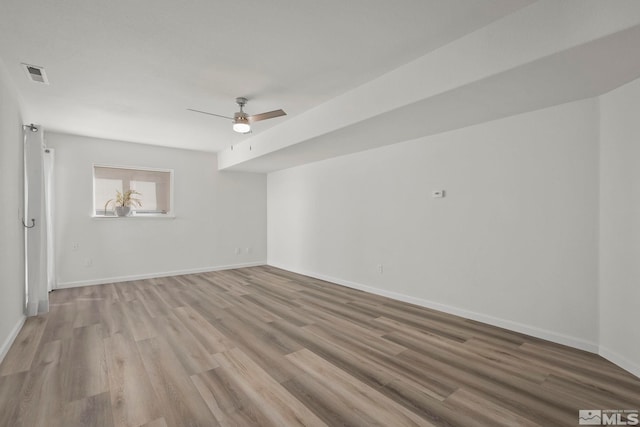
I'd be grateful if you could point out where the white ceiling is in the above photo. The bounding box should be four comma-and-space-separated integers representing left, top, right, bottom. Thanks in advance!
0, 0, 533, 152
217, 1, 640, 172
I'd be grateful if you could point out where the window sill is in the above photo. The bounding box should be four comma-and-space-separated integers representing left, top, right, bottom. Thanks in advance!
92, 215, 176, 220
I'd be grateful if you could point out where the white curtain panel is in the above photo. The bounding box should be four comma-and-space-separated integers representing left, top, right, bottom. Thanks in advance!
44, 148, 55, 293
24, 125, 50, 316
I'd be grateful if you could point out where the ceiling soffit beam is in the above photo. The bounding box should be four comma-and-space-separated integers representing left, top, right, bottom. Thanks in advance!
219, 1, 640, 171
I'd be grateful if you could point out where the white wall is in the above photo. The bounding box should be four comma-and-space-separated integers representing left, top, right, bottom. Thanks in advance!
46, 133, 266, 286
268, 99, 600, 351
0, 60, 25, 361
598, 78, 640, 377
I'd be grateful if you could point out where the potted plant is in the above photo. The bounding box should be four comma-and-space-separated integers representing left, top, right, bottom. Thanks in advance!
104, 189, 142, 217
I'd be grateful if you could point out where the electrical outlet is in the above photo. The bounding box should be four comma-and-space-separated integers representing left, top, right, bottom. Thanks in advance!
72, 242, 79, 251
377, 264, 384, 275
432, 190, 445, 198
84, 258, 93, 267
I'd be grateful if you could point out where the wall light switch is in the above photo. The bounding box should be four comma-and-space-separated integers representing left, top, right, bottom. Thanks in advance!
432, 190, 446, 198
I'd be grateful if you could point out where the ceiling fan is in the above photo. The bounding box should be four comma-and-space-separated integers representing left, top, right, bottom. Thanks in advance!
188, 97, 286, 134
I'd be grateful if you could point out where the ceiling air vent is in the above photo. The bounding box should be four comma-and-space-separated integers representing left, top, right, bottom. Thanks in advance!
21, 63, 49, 84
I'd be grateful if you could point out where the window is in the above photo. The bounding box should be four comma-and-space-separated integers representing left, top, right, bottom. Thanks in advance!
93, 165, 173, 217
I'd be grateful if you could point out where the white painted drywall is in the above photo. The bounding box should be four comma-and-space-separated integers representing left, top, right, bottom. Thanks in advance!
0, 59, 26, 361
598, 77, 640, 376
268, 99, 600, 350
220, 1, 640, 172
46, 133, 266, 286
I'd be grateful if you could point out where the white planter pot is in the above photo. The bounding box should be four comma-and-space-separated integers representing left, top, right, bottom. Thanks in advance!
115, 206, 131, 217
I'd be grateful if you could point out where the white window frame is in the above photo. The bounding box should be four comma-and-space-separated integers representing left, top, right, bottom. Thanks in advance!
92, 164, 175, 218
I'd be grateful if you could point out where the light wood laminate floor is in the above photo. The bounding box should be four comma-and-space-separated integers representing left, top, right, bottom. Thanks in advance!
1, 266, 639, 426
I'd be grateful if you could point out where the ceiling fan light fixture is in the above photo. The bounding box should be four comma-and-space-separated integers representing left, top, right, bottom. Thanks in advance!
188, 96, 285, 134
232, 116, 251, 133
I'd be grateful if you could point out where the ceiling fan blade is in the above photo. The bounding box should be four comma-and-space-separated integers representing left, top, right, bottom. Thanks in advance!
247, 109, 287, 123
187, 108, 233, 120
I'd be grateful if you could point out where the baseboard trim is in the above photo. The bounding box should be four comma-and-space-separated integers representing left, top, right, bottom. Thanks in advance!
0, 315, 26, 365
599, 347, 640, 379
268, 262, 599, 353
56, 261, 267, 289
